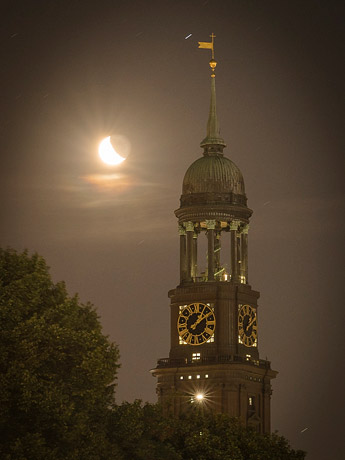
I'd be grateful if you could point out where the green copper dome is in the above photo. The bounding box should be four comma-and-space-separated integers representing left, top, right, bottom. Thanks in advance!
180, 154, 247, 208
182, 154, 245, 196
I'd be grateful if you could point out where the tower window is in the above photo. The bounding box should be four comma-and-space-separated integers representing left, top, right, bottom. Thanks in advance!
192, 352, 201, 361
196, 374, 200, 379
180, 376, 184, 380
248, 396, 256, 415
188, 375, 192, 380
205, 374, 209, 379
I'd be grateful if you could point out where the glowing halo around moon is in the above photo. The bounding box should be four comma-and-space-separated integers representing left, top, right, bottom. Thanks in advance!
98, 136, 126, 166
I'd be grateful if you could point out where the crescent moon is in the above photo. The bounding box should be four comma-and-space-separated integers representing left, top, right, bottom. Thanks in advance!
98, 136, 126, 165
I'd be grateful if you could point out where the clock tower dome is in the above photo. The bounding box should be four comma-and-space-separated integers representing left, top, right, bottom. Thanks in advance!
151, 45, 277, 434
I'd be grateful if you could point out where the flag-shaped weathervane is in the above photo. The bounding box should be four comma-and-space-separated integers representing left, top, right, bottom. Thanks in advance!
198, 32, 215, 59
198, 33, 217, 75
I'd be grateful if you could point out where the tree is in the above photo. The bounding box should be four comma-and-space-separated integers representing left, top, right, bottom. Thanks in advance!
107, 401, 306, 460
0, 248, 120, 460
108, 401, 182, 460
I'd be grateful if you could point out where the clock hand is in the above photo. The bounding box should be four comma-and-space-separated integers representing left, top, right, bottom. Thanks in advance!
244, 316, 256, 334
247, 316, 256, 329
190, 315, 201, 330
190, 311, 213, 330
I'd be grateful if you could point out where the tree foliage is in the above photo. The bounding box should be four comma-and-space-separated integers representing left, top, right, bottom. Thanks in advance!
0, 248, 120, 460
108, 401, 306, 460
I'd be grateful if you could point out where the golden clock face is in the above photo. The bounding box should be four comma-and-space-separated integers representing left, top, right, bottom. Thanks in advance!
238, 304, 257, 347
177, 303, 216, 346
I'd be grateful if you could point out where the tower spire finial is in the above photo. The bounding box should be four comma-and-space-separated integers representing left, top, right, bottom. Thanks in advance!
198, 32, 217, 76
198, 34, 226, 154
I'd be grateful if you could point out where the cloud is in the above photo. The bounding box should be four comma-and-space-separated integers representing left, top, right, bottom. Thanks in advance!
81, 173, 132, 192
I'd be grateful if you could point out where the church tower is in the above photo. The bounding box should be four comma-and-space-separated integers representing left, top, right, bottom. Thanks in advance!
151, 38, 277, 434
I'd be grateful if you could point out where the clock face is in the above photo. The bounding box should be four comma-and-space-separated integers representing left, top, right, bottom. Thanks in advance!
238, 304, 258, 347
177, 303, 216, 346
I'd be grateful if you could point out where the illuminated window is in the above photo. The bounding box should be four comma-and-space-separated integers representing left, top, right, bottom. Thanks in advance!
188, 375, 192, 380
192, 352, 201, 361
196, 374, 200, 379
205, 374, 209, 379
240, 275, 246, 284
248, 396, 256, 415
180, 376, 184, 380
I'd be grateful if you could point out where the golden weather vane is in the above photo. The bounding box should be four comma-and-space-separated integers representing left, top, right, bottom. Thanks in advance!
198, 33, 217, 77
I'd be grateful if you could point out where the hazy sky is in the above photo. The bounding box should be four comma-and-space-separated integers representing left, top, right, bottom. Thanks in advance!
1, 1, 344, 458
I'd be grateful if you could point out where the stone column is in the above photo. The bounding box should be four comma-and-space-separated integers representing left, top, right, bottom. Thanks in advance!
206, 220, 216, 281
185, 221, 194, 282
214, 232, 221, 276
230, 220, 239, 282
237, 232, 242, 282
192, 232, 198, 280
179, 225, 187, 283
241, 224, 249, 284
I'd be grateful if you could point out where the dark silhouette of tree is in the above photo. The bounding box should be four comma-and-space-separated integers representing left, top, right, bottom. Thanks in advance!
107, 401, 306, 460
0, 248, 119, 460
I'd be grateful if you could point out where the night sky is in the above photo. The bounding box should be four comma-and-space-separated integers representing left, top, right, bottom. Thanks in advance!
1, 1, 344, 458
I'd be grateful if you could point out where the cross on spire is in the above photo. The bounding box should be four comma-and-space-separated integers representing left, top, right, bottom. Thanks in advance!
209, 33, 216, 59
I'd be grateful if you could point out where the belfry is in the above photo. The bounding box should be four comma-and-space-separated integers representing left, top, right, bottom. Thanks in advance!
151, 36, 277, 433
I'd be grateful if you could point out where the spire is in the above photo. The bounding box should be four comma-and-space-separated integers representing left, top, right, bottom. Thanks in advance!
200, 73, 226, 152
198, 34, 226, 155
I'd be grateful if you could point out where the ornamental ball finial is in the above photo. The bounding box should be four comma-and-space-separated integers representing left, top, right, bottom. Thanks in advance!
209, 59, 217, 71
